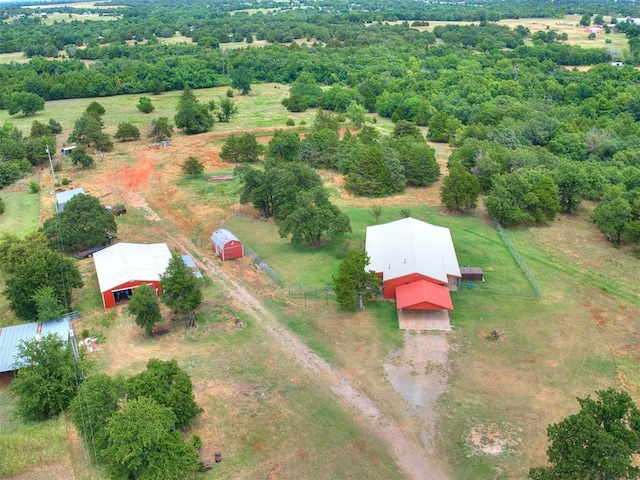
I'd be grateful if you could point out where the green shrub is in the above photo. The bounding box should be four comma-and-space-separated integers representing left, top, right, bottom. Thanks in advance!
61, 177, 71, 186
226, 88, 234, 98
286, 118, 295, 126
29, 180, 40, 193
0, 197, 5, 215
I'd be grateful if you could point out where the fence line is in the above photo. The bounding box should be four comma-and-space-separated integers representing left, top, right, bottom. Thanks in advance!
243, 245, 282, 286
288, 284, 336, 298
492, 219, 542, 299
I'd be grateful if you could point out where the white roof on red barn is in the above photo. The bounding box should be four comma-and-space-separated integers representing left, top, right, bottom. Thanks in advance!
211, 228, 240, 247
365, 217, 461, 283
92, 243, 172, 293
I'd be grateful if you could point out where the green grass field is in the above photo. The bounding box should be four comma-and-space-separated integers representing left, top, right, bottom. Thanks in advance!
0, 188, 40, 238
0, 390, 72, 478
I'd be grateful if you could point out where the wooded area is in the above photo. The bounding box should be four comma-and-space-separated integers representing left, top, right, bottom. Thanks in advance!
1, 0, 640, 249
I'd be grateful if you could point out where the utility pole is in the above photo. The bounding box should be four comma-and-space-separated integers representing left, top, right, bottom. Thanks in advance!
45, 145, 56, 192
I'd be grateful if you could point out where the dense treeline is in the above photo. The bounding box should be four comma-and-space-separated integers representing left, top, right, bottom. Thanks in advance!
1, 0, 640, 248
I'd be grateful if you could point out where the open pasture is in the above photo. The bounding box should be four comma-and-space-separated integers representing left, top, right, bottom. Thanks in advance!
0, 65, 639, 478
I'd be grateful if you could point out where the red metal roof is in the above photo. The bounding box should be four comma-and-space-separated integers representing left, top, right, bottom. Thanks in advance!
396, 280, 453, 311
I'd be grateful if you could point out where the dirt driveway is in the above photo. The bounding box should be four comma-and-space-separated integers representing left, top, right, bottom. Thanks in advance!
76, 131, 455, 479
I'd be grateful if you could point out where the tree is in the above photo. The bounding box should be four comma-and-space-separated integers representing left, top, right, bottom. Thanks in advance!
6, 92, 45, 116
333, 252, 381, 311
216, 97, 238, 122
86, 101, 106, 120
150, 117, 173, 142
345, 145, 406, 197
32, 285, 67, 322
114, 122, 141, 141
427, 111, 461, 143
103, 397, 201, 480
593, 189, 633, 245
180, 156, 204, 176
219, 133, 264, 163
137, 97, 155, 113
231, 66, 252, 95
0, 231, 50, 275
30, 119, 60, 138
128, 284, 162, 335
440, 163, 481, 211
10, 333, 87, 421
128, 359, 202, 429
68, 113, 113, 151
160, 255, 202, 328
579, 13, 591, 27
265, 130, 301, 162
553, 161, 586, 214
70, 373, 127, 455
236, 159, 323, 219
68, 146, 95, 168
174, 86, 214, 134
3, 247, 83, 320
388, 137, 439, 186
298, 128, 340, 168
485, 170, 559, 227
277, 187, 352, 247
530, 389, 640, 480
41, 193, 117, 252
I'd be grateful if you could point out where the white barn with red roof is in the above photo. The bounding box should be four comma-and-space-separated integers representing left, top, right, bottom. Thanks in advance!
365, 217, 460, 330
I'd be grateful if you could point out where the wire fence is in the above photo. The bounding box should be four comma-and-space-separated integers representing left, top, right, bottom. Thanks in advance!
492, 219, 542, 299
243, 245, 282, 286
288, 284, 336, 298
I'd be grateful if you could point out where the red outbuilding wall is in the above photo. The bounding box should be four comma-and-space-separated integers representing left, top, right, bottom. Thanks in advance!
102, 280, 160, 309
382, 273, 446, 300
212, 239, 243, 261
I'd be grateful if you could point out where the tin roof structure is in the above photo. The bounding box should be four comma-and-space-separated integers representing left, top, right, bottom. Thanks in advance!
0, 318, 72, 372
181, 254, 203, 278
365, 217, 461, 283
92, 243, 172, 293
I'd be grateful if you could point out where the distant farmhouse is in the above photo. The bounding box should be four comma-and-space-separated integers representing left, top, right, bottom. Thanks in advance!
92, 243, 172, 308
55, 187, 85, 213
365, 218, 461, 331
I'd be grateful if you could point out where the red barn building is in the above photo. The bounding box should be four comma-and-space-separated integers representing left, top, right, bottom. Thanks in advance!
92, 243, 172, 309
211, 229, 243, 261
365, 218, 461, 330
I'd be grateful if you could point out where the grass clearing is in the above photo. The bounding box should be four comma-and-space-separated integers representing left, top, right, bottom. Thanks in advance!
0, 187, 40, 238
0, 390, 72, 478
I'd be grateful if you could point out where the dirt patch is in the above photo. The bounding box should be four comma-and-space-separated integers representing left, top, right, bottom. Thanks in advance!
466, 422, 522, 456
206, 175, 235, 183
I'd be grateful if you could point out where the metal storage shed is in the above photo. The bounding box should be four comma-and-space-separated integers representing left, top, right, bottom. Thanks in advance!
0, 318, 72, 373
211, 229, 243, 261
92, 243, 172, 309
55, 187, 85, 212
460, 267, 484, 282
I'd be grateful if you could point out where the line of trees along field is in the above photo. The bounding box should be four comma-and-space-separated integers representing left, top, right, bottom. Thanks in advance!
1, 1, 640, 248
0, 2, 640, 249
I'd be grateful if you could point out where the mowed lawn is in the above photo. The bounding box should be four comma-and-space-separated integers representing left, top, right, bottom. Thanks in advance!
0, 188, 40, 238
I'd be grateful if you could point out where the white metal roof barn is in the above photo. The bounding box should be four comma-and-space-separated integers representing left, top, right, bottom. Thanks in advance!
0, 318, 72, 373
365, 217, 461, 331
92, 243, 172, 309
